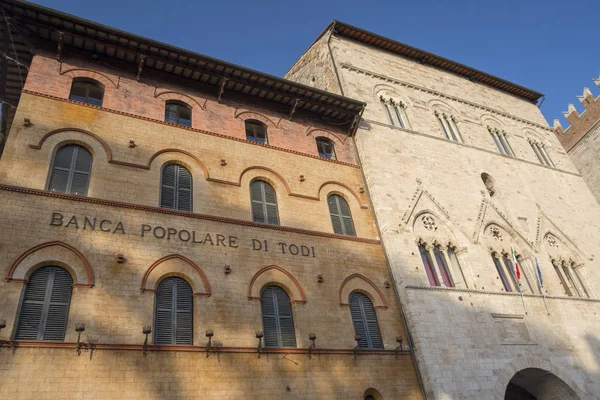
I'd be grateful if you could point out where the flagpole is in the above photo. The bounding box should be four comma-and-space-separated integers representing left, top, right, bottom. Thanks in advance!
511, 245, 527, 314
534, 252, 550, 316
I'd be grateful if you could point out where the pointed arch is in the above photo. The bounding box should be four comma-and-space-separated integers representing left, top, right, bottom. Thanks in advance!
480, 113, 505, 129
339, 273, 388, 309
6, 241, 94, 287
141, 254, 211, 296
248, 265, 306, 304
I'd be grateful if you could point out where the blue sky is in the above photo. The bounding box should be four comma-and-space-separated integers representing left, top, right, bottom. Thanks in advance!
33, 0, 599, 127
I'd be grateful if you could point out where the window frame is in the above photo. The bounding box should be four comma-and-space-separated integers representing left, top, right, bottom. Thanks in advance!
16, 266, 73, 341
160, 163, 193, 212
349, 292, 384, 349
250, 180, 280, 225
69, 78, 104, 106
154, 277, 193, 345
327, 194, 356, 236
260, 285, 297, 348
245, 120, 268, 145
492, 252, 513, 292
315, 137, 337, 160
164, 101, 192, 127
47, 144, 93, 196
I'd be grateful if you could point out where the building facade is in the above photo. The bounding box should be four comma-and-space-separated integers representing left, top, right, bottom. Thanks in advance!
0, 2, 424, 399
287, 22, 600, 399
554, 79, 600, 204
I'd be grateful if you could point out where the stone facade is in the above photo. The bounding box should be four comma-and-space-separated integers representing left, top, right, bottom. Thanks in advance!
0, 4, 423, 399
554, 80, 600, 204
287, 23, 600, 399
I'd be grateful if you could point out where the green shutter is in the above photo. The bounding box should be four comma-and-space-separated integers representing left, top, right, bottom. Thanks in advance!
250, 181, 279, 225
349, 292, 383, 349
161, 164, 192, 211
48, 145, 92, 195
328, 195, 356, 236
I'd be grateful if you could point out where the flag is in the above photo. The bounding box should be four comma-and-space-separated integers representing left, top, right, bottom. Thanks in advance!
535, 257, 544, 287
511, 246, 521, 280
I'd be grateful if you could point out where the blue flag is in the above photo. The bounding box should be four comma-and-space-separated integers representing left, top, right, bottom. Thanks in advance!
535, 257, 543, 287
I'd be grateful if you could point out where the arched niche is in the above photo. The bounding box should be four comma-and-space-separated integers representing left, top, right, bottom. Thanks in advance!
248, 265, 306, 304
141, 254, 211, 296
6, 241, 94, 287
339, 273, 388, 309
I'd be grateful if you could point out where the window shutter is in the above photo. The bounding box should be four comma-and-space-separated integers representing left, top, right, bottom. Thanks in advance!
16, 266, 72, 341
261, 286, 296, 348
328, 195, 356, 236
155, 277, 193, 345
177, 166, 192, 212
263, 182, 279, 225
349, 293, 383, 349
48, 145, 92, 195
250, 181, 279, 225
160, 164, 177, 209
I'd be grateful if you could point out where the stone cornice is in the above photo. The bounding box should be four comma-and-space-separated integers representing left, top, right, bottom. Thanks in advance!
0, 184, 381, 244
362, 119, 581, 177
341, 64, 552, 132
21, 90, 360, 169
0, 341, 407, 355
405, 285, 600, 303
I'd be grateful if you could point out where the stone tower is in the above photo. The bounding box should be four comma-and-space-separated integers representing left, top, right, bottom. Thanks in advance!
554, 79, 600, 204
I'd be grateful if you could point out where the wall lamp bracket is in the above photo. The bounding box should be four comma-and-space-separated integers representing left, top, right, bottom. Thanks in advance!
255, 330, 263, 358
353, 334, 362, 358
205, 329, 214, 357
308, 333, 316, 358
142, 326, 151, 357
395, 336, 404, 359
75, 323, 86, 356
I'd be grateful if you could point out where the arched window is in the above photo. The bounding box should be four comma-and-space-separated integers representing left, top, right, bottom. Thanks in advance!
250, 180, 279, 225
245, 120, 268, 144
380, 96, 410, 129
491, 252, 514, 292
16, 266, 73, 341
328, 194, 356, 236
165, 101, 192, 127
529, 140, 555, 167
261, 286, 296, 348
69, 78, 104, 106
349, 292, 383, 349
435, 111, 462, 143
418, 242, 454, 287
48, 144, 92, 195
316, 137, 336, 160
160, 164, 192, 212
155, 277, 193, 345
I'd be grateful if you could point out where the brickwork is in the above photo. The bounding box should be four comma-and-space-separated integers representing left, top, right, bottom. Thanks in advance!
0, 20, 423, 400
287, 24, 600, 399
553, 80, 600, 204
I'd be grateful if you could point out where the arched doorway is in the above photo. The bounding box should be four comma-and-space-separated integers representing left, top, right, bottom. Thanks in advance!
505, 368, 580, 400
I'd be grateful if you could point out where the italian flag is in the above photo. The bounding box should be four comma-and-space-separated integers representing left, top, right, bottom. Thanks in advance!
511, 246, 521, 280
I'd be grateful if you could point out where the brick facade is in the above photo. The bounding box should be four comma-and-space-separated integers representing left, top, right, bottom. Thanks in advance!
554, 80, 600, 204
0, 5, 423, 399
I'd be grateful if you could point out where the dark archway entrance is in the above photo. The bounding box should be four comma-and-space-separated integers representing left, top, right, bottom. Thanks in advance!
505, 368, 580, 400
